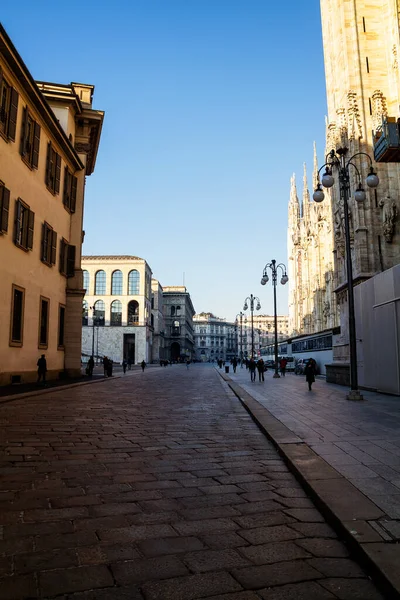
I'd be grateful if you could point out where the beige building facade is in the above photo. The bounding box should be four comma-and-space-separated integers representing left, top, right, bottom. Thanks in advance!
288, 148, 337, 337
0, 25, 103, 385
81, 256, 153, 364
320, 0, 400, 363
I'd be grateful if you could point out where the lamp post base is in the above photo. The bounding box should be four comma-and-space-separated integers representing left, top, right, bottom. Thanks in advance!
347, 389, 365, 401
273, 373, 281, 379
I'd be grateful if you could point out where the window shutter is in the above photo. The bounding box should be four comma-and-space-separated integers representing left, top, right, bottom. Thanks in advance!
7, 88, 19, 142
55, 153, 61, 194
0, 186, 10, 233
67, 244, 76, 277
63, 167, 70, 207
32, 122, 40, 169
71, 175, 77, 213
59, 238, 66, 274
20, 107, 27, 156
41, 223, 46, 261
27, 209, 35, 250
45, 143, 51, 187
51, 229, 57, 265
14, 199, 22, 244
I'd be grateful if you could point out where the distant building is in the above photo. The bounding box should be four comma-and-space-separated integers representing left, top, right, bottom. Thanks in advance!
0, 24, 103, 385
162, 287, 195, 361
81, 256, 153, 363
151, 279, 165, 363
240, 314, 289, 358
193, 313, 236, 362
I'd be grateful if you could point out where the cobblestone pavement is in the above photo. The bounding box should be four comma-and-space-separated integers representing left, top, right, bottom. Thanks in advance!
229, 365, 400, 540
0, 365, 384, 599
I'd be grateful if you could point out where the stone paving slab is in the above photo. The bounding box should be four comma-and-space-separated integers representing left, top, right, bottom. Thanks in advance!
0, 365, 386, 599
222, 367, 400, 598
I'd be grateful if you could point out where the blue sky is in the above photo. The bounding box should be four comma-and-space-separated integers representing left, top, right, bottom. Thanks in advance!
2, 1, 327, 321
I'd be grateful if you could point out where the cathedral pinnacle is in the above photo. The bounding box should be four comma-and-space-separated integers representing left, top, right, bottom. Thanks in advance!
289, 173, 299, 206
313, 141, 319, 192
302, 163, 311, 221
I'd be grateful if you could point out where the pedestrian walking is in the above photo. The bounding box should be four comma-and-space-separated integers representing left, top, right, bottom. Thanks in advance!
304, 358, 317, 391
186, 359, 190, 369
37, 354, 47, 384
127, 357, 132, 370
103, 356, 108, 377
107, 359, 113, 377
141, 360, 146, 372
248, 357, 257, 382
232, 357, 238, 373
87, 356, 94, 377
257, 358, 265, 382
279, 357, 288, 377
122, 358, 127, 374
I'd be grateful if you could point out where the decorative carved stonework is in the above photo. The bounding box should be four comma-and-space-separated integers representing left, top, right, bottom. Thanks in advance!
379, 198, 398, 242
393, 44, 398, 70
75, 142, 91, 153
347, 90, 363, 140
371, 90, 388, 131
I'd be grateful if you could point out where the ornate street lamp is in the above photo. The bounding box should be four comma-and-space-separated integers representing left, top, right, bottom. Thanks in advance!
235, 312, 245, 366
261, 260, 288, 378
313, 147, 379, 400
243, 295, 261, 358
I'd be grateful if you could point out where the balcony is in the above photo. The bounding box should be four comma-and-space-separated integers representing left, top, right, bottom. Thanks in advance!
373, 118, 400, 162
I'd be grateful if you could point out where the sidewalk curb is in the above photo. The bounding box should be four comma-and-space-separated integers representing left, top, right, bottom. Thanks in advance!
218, 370, 400, 600
0, 375, 122, 405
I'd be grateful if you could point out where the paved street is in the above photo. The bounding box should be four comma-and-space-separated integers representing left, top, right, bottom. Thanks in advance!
228, 365, 400, 533
0, 365, 384, 599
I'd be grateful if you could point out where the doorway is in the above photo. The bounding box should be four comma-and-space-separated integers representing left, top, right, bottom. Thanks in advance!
124, 334, 135, 363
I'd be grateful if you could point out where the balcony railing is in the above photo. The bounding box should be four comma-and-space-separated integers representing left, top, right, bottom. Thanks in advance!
373, 118, 400, 162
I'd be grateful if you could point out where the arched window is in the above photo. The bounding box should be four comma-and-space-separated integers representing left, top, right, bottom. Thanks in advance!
94, 300, 105, 326
176, 305, 181, 315
171, 306, 175, 316
128, 270, 140, 295
83, 270, 90, 293
128, 300, 139, 325
82, 300, 88, 326
95, 270, 106, 295
111, 270, 123, 295
110, 300, 122, 326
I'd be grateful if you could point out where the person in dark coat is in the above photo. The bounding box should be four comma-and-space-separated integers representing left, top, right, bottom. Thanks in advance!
103, 356, 108, 377
248, 357, 257, 382
122, 359, 127, 374
304, 358, 317, 391
257, 358, 265, 382
107, 359, 113, 377
141, 360, 146, 372
37, 354, 47, 384
232, 357, 238, 373
87, 356, 94, 377
279, 357, 288, 377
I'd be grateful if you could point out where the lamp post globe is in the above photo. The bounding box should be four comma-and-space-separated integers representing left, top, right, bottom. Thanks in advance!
366, 169, 379, 188
313, 185, 325, 203
260, 259, 287, 379
354, 184, 366, 202
321, 169, 335, 188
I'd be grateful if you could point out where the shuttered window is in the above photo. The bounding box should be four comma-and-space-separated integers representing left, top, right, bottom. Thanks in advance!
20, 107, 40, 169
14, 198, 34, 251
45, 143, 61, 194
0, 68, 19, 142
41, 222, 57, 266
10, 284, 25, 347
59, 238, 76, 277
0, 182, 10, 234
38, 296, 50, 348
63, 167, 77, 212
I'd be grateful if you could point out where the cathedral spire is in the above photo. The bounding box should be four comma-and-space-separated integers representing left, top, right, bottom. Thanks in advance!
312, 141, 319, 192
288, 173, 300, 222
302, 162, 311, 222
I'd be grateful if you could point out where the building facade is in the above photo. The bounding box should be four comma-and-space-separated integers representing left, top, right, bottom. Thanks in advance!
162, 287, 195, 361
320, 0, 400, 363
151, 279, 165, 362
81, 256, 153, 364
287, 148, 337, 337
240, 314, 289, 358
193, 313, 236, 362
0, 25, 103, 385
